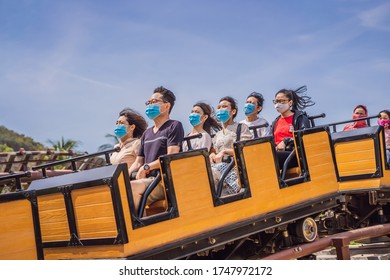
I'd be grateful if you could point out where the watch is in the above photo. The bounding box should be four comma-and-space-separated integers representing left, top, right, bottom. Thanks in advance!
143, 164, 151, 175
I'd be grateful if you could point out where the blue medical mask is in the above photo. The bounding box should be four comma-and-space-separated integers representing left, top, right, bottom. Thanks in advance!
114, 125, 127, 139
216, 109, 230, 123
244, 103, 256, 115
145, 104, 161, 120
189, 113, 202, 127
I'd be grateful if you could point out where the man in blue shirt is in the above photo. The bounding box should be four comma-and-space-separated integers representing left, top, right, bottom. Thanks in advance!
128, 86, 184, 213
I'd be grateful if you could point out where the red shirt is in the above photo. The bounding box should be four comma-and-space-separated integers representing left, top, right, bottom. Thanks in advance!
274, 114, 294, 145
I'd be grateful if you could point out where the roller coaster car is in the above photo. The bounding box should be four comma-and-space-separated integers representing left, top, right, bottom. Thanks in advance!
316, 124, 390, 234
1, 115, 390, 260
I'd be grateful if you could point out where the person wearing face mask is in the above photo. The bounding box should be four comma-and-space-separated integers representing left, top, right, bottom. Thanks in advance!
378, 109, 390, 164
110, 108, 147, 168
182, 102, 221, 152
210, 96, 252, 195
240, 92, 270, 138
342, 105, 368, 131
271, 86, 315, 169
128, 86, 184, 213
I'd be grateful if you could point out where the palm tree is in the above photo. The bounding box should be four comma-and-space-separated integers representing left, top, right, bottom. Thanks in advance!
46, 137, 82, 169
47, 137, 81, 152
98, 133, 119, 151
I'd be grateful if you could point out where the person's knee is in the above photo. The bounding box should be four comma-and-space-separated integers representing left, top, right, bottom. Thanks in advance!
131, 180, 147, 196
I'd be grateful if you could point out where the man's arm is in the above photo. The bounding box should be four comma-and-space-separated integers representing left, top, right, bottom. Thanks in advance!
167, 145, 181, 155
128, 156, 144, 176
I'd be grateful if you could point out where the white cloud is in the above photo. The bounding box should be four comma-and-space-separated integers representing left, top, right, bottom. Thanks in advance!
358, 2, 390, 31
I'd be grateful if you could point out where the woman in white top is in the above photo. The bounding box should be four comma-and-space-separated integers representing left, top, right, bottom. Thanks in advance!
110, 108, 147, 168
182, 102, 221, 152
210, 96, 252, 195
240, 92, 270, 138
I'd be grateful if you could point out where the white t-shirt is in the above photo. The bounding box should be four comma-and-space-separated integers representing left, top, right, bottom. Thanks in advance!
182, 132, 212, 152
212, 122, 252, 153
240, 116, 270, 138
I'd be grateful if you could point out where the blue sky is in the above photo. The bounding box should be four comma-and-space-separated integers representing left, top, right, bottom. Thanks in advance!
1, 0, 390, 153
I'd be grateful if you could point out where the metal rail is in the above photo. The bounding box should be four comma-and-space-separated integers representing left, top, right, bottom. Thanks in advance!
32, 147, 120, 177
0, 171, 31, 191
260, 223, 390, 260
325, 114, 380, 133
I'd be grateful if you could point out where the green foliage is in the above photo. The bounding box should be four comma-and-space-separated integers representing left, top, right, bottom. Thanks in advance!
0, 143, 14, 152
47, 136, 81, 152
0, 125, 45, 151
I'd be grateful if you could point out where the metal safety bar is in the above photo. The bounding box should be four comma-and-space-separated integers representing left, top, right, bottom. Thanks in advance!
308, 113, 326, 127
326, 114, 380, 133
31, 147, 120, 177
248, 123, 269, 139
0, 171, 31, 191
183, 133, 203, 151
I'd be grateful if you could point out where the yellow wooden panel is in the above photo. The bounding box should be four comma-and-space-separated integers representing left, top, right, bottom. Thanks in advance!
72, 185, 113, 206
335, 139, 377, 177
38, 193, 70, 242
169, 155, 214, 218
0, 200, 37, 260
335, 150, 375, 163
73, 186, 117, 239
335, 139, 374, 153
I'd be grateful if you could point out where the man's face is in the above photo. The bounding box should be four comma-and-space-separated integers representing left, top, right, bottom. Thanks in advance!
145, 92, 170, 116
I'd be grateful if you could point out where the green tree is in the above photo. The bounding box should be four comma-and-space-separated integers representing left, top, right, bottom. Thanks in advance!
0, 125, 45, 150
98, 133, 119, 151
0, 143, 14, 152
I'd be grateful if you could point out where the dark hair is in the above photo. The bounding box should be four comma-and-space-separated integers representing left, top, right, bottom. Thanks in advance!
219, 96, 238, 119
247, 91, 264, 107
154, 86, 176, 113
119, 108, 147, 138
354, 105, 368, 115
379, 109, 390, 118
275, 85, 315, 111
193, 102, 221, 134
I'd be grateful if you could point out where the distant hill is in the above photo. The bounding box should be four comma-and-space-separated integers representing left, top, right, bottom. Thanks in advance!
0, 125, 45, 151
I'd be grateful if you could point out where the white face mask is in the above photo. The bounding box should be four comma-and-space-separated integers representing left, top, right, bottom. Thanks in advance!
274, 103, 290, 114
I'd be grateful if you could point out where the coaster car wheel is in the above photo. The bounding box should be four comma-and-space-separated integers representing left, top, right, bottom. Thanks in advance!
295, 217, 318, 243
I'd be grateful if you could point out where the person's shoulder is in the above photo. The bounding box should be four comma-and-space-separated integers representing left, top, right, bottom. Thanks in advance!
239, 122, 249, 129
167, 119, 184, 130
239, 119, 249, 125
133, 138, 141, 146
294, 110, 308, 118
257, 115, 269, 123
142, 126, 154, 136
201, 131, 212, 139
343, 124, 353, 131
164, 119, 182, 126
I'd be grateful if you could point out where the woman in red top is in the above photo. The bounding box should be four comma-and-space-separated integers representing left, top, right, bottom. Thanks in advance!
342, 105, 368, 131
271, 86, 315, 169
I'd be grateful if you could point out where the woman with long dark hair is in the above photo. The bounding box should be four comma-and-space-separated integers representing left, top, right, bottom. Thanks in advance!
210, 96, 252, 195
182, 102, 221, 152
271, 86, 315, 169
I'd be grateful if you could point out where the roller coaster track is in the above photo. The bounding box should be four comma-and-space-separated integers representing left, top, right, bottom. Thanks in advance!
261, 223, 390, 260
